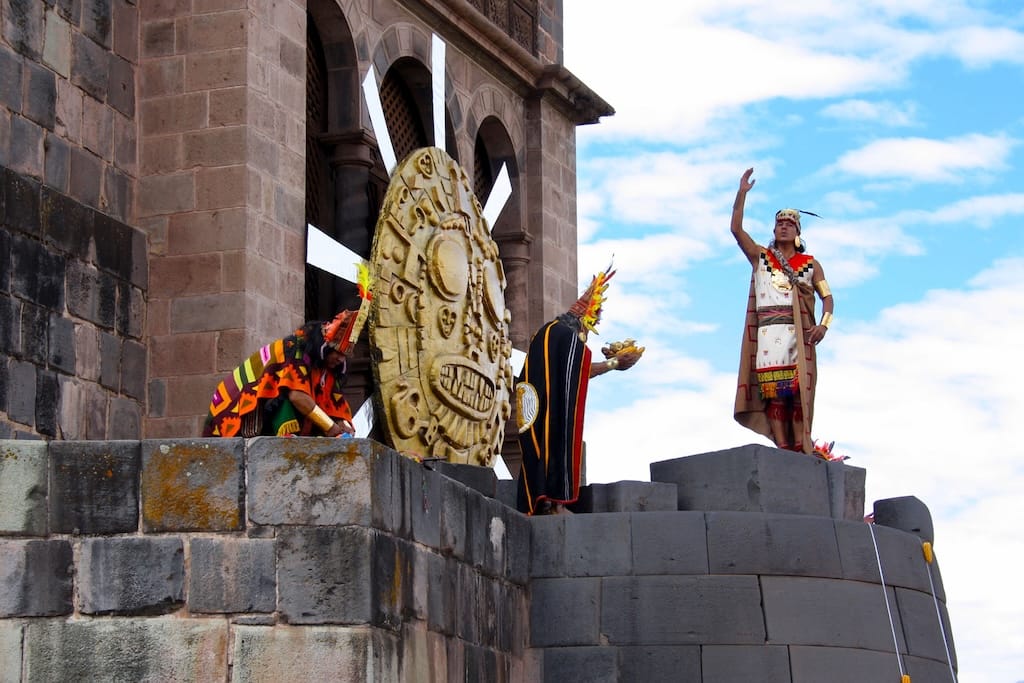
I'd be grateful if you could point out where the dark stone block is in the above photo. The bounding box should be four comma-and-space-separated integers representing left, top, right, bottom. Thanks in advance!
0, 539, 73, 616
24, 61, 56, 130
630, 511, 708, 575
836, 519, 937, 597
503, 503, 531, 584
48, 313, 75, 373
426, 552, 457, 635
874, 495, 934, 543
107, 397, 140, 440
107, 54, 134, 117
529, 515, 566, 578
0, 227, 9, 292
10, 235, 65, 311
67, 260, 117, 328
53, 0, 81, 24
620, 645, 702, 683
428, 461, 497, 498
0, 355, 8, 413
9, 115, 43, 175
71, 32, 108, 102
541, 647, 618, 683
82, 0, 112, 48
103, 165, 130, 222
276, 526, 374, 625
120, 338, 145, 400
530, 577, 601, 647
94, 212, 132, 279
34, 367, 58, 436
4, 169, 41, 236
79, 537, 184, 615
69, 146, 101, 209
147, 378, 165, 417
574, 481, 677, 513
601, 575, 765, 645
439, 475, 468, 559
370, 534, 413, 631
454, 562, 481, 644
44, 133, 70, 191
495, 478, 516, 508
0, 45, 22, 111
896, 586, 957, 666
130, 228, 147, 288
7, 359, 36, 425
20, 302, 48, 364
409, 460, 442, 548
49, 440, 140, 534
702, 645, 791, 683
188, 537, 276, 613
3, 0, 44, 59
762, 576, 907, 651
40, 185, 95, 256
98, 330, 120, 390
790, 645, 907, 683
465, 487, 506, 575
564, 512, 632, 577
706, 511, 843, 577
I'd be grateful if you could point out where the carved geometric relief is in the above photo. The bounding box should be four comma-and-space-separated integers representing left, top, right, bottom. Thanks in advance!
369, 147, 513, 466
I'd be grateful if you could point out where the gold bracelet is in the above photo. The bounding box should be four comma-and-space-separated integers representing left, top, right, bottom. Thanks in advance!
308, 405, 335, 432
607, 357, 619, 370
815, 279, 832, 298
820, 312, 833, 329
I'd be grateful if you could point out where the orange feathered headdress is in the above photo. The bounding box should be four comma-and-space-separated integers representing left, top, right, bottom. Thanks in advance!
322, 261, 374, 354
568, 263, 615, 334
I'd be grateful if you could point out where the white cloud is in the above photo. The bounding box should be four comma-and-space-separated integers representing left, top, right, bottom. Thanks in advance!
820, 99, 918, 126
834, 134, 1016, 182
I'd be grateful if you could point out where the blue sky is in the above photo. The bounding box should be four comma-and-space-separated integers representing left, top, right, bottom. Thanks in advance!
561, 1, 1024, 680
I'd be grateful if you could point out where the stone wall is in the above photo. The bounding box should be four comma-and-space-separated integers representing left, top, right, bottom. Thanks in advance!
0, 168, 147, 440
1, 439, 958, 682
0, 437, 530, 681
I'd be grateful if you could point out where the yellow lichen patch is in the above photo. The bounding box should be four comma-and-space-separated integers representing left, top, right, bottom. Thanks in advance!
142, 444, 240, 530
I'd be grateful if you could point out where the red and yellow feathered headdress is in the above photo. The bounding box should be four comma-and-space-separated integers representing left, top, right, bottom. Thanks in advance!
322, 261, 374, 354
568, 263, 615, 334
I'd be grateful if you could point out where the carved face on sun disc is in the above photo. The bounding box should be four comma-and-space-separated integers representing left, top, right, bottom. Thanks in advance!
369, 147, 513, 466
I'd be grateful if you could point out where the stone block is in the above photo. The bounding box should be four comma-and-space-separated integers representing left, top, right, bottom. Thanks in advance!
120, 338, 146, 399
0, 539, 72, 616
79, 537, 184, 614
454, 562, 482, 644
701, 645, 791, 683
103, 164, 131, 222
67, 260, 117, 328
761, 576, 907, 652
651, 444, 843, 517
42, 9, 71, 77
0, 359, 7, 416
188, 537, 276, 613
895, 586, 957, 666
428, 461, 497, 498
529, 515, 566, 578
108, 396, 140, 439
106, 60, 133, 119
439, 475, 468, 559
276, 526, 374, 625
71, 31, 108, 101
707, 511, 842, 577
82, 0, 113, 47
247, 437, 397, 527
564, 512, 632, 577
10, 113, 44, 177
0, 230, 9, 292
426, 552, 457, 636
630, 510, 708, 575
47, 313, 76, 373
94, 212, 134, 280
601, 575, 765, 645
112, 0, 138, 62
575, 481, 677, 513
409, 458, 442, 548
98, 330, 121, 389
0, 438, 48, 535
141, 438, 244, 531
6, 360, 36, 426
0, 46, 22, 111
835, 520, 936, 596
904, 654, 959, 683
873, 495, 934, 543
69, 145, 102, 208
529, 577, 601, 647
503, 504, 531, 584
539, 646, 617, 683
371, 534, 414, 632
40, 185, 95, 256
789, 645, 905, 683
495, 478, 517, 508
0, 620, 22, 683
619, 645, 702, 682
465, 489, 507, 576
22, 618, 227, 681
44, 132, 70, 190
0, 298, 18, 360
20, 302, 47, 364
34, 367, 58, 436
24, 61, 56, 130
3, 0, 44, 59
49, 440, 140, 534
231, 625, 398, 682
4, 169, 40, 236
11, 234, 65, 310
827, 460, 866, 521
170, 292, 244, 332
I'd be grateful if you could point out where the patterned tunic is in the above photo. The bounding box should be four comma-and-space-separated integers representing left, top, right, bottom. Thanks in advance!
753, 250, 815, 399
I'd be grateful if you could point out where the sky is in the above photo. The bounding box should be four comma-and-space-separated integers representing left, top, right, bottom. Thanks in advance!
559, 1, 1024, 681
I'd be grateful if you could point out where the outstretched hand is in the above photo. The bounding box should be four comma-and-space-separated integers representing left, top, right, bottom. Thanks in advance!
614, 348, 642, 371
739, 167, 756, 194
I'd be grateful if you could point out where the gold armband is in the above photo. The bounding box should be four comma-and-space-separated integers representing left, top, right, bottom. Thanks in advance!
820, 312, 833, 329
308, 405, 335, 432
815, 279, 832, 298
607, 357, 619, 370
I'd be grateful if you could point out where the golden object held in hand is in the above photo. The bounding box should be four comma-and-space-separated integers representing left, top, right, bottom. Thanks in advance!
601, 338, 645, 359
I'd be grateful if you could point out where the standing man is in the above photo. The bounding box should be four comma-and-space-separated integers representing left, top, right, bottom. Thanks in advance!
515, 267, 643, 515
731, 168, 834, 454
